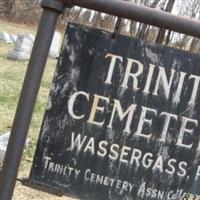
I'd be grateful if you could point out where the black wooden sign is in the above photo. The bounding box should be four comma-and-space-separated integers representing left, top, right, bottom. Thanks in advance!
30, 23, 200, 200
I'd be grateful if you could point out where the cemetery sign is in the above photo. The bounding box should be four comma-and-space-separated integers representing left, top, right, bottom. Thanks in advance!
30, 23, 200, 200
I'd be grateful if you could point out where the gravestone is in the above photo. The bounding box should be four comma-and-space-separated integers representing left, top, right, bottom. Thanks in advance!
0, 31, 13, 43
7, 34, 33, 60
30, 23, 200, 200
9, 34, 17, 43
49, 31, 62, 58
27, 33, 35, 43
0, 132, 10, 162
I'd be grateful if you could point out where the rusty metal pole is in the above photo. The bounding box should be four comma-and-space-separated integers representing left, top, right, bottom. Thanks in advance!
0, 1, 68, 199
70, 0, 200, 38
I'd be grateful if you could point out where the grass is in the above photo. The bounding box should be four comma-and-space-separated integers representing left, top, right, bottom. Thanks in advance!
0, 19, 57, 163
0, 18, 75, 200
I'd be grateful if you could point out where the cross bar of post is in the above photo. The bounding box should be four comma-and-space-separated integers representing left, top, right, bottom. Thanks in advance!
0, 1, 71, 199
69, 0, 200, 38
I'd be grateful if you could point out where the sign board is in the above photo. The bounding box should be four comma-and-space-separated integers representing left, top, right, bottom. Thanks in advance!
30, 23, 200, 200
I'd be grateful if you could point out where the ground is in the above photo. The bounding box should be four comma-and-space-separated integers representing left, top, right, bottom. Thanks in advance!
0, 18, 76, 200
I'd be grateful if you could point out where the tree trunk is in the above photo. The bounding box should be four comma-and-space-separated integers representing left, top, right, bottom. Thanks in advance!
156, 0, 176, 44
5, 0, 14, 16
74, 8, 83, 22
92, 12, 102, 27
130, 21, 137, 36
165, 30, 172, 46
0, 1, 6, 14
138, 0, 160, 39
189, 38, 199, 53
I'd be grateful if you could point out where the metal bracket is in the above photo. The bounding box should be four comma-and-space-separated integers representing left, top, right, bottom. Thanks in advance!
41, 0, 69, 13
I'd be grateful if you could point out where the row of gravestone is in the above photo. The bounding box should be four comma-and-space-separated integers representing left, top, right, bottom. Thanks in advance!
0, 31, 61, 60
0, 31, 61, 159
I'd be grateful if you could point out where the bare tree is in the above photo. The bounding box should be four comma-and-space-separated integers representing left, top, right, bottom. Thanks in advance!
135, 0, 152, 38
137, 0, 160, 40
4, 0, 15, 15
0, 0, 6, 14
165, 30, 172, 46
73, 7, 83, 22
189, 15, 200, 53
172, 0, 200, 51
92, 12, 102, 27
156, 0, 176, 44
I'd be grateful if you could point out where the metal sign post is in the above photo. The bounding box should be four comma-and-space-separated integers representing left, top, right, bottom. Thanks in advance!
0, 1, 68, 200
0, 0, 199, 200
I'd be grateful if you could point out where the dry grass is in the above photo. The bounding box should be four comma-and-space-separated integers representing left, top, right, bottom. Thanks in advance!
1, 17, 36, 35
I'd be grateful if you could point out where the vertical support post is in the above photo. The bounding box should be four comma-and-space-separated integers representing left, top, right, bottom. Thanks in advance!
0, 1, 66, 200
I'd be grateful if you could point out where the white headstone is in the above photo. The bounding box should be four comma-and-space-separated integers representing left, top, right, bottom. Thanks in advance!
0, 31, 13, 43
27, 33, 35, 42
49, 31, 62, 58
7, 34, 33, 60
0, 132, 10, 161
9, 34, 17, 43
